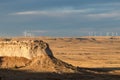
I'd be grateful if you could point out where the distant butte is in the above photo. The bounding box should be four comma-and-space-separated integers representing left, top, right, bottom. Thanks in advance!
0, 39, 78, 73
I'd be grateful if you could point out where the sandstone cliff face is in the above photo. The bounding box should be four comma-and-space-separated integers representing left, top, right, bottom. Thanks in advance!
0, 39, 78, 73
0, 40, 53, 59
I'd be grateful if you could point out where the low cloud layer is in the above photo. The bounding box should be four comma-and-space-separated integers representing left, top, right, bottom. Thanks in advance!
10, 8, 94, 16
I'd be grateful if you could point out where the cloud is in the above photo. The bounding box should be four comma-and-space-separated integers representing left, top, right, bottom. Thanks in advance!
98, 2, 120, 6
9, 8, 94, 16
26, 30, 48, 33
87, 11, 120, 19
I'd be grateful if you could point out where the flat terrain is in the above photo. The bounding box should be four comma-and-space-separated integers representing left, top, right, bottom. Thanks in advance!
43, 36, 120, 74
0, 36, 120, 80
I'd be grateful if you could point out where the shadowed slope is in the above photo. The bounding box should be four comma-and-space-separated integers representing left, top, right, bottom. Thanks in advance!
0, 68, 120, 80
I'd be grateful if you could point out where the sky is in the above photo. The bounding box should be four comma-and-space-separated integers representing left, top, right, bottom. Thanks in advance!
0, 0, 120, 37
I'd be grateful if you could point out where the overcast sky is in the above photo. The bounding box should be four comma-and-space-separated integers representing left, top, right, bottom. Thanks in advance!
0, 0, 120, 37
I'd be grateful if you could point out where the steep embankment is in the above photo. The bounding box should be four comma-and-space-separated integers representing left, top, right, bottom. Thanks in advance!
0, 39, 53, 59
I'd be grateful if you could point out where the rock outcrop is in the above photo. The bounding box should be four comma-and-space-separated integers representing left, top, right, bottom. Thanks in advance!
0, 40, 53, 59
0, 39, 78, 73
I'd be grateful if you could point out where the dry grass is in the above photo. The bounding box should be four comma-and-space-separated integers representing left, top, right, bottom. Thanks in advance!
0, 36, 120, 80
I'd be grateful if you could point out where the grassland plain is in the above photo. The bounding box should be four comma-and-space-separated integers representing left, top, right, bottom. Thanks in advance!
0, 36, 120, 80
